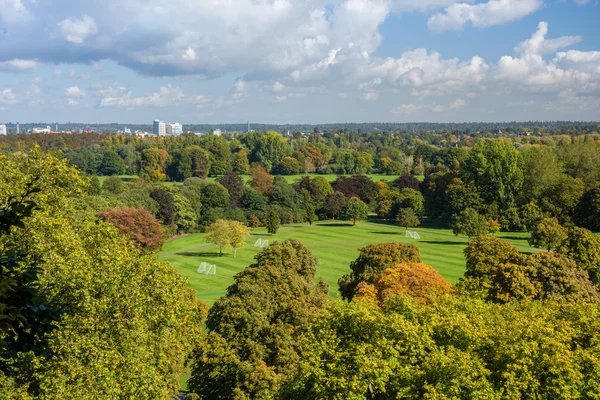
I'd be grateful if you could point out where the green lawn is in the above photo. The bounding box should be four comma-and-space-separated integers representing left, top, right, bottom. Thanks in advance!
159, 221, 536, 306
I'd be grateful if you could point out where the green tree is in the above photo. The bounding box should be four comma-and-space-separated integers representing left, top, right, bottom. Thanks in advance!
0, 183, 61, 382
264, 207, 280, 234
521, 202, 544, 232
150, 188, 176, 226
186, 145, 212, 178
521, 146, 563, 204
559, 227, 600, 285
298, 189, 317, 225
338, 242, 421, 300
342, 197, 369, 226
324, 191, 347, 220
396, 208, 420, 229
99, 150, 126, 176
200, 135, 232, 176
88, 176, 101, 195
540, 175, 584, 222
277, 156, 303, 175
189, 240, 328, 399
575, 183, 600, 231
217, 171, 245, 206
139, 147, 168, 182
529, 217, 567, 251
443, 177, 482, 224
232, 149, 250, 175
462, 141, 523, 210
102, 176, 125, 194
452, 208, 488, 237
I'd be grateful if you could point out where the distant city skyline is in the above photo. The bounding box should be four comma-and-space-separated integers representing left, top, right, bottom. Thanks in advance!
0, 0, 599, 123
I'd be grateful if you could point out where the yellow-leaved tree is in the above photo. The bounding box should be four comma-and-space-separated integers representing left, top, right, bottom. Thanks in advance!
205, 219, 251, 257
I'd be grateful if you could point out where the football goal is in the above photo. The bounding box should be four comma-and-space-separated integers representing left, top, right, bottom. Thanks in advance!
405, 230, 421, 240
254, 238, 269, 248
197, 262, 216, 275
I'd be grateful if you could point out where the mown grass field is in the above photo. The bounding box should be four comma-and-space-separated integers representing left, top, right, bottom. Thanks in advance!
159, 220, 536, 306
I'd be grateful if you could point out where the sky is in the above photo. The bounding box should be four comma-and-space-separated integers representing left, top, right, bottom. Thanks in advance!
0, 0, 599, 124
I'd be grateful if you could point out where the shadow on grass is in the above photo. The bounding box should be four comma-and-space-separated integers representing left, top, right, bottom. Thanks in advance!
176, 251, 223, 257
419, 240, 464, 246
316, 223, 354, 227
370, 231, 399, 235
252, 233, 272, 237
498, 235, 529, 241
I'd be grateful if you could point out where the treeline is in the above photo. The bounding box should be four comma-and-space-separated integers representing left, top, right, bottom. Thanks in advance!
55, 129, 600, 251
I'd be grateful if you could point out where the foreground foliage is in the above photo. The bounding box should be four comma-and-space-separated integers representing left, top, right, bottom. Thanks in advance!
0, 150, 204, 398
287, 296, 600, 399
188, 240, 329, 399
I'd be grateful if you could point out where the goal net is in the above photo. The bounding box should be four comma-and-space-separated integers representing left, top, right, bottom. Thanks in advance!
254, 238, 269, 248
197, 262, 216, 275
405, 230, 421, 240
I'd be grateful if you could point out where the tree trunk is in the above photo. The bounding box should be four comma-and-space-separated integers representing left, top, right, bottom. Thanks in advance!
219, 245, 222, 256
353, 218, 356, 226
234, 247, 237, 257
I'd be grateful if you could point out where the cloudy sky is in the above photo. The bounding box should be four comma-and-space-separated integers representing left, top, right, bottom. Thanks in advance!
0, 0, 599, 124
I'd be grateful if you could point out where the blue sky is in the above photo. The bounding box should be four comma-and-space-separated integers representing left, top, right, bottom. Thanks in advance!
0, 0, 599, 124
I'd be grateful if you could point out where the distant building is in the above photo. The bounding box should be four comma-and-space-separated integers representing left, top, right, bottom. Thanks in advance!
31, 126, 51, 134
213, 128, 222, 136
16, 123, 19, 134
153, 120, 166, 136
169, 122, 183, 136
0, 124, 6, 135
124, 127, 131, 134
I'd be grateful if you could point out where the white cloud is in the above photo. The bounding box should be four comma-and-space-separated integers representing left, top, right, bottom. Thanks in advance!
361, 91, 379, 101
65, 86, 86, 98
0, 88, 19, 106
392, 98, 466, 115
58, 15, 98, 44
427, 0, 542, 32
182, 48, 197, 61
0, 58, 37, 71
392, 103, 429, 115
449, 98, 466, 109
272, 81, 286, 92
556, 50, 600, 64
495, 22, 596, 91
356, 49, 489, 97
99, 84, 186, 108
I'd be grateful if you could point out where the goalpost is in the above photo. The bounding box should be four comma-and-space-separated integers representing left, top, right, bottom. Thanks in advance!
197, 262, 216, 275
254, 238, 269, 248
405, 230, 421, 240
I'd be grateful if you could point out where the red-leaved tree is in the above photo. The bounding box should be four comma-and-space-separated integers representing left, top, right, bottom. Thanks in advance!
100, 208, 167, 251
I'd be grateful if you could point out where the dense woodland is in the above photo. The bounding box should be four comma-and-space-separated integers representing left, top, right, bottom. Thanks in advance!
1, 128, 600, 398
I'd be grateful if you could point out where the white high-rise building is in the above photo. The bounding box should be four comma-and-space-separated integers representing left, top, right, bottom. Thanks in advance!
170, 122, 183, 136
153, 120, 166, 136
0, 124, 6, 135
213, 128, 222, 136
